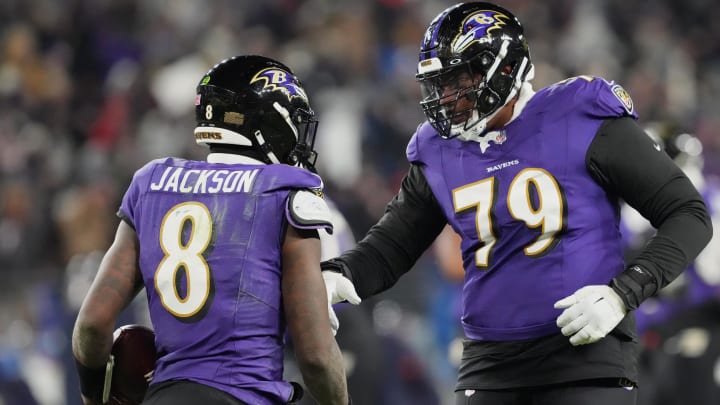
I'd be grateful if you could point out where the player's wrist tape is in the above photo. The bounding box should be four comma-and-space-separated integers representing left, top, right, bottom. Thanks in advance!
75, 357, 106, 403
610, 265, 657, 310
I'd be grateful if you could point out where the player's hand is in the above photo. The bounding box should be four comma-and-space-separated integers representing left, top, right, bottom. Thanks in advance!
554, 285, 626, 346
322, 271, 361, 335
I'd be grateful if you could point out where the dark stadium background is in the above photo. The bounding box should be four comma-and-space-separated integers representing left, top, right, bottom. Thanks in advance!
0, 1, 718, 404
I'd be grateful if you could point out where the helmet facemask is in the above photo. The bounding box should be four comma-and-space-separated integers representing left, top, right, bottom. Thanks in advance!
269, 102, 319, 172
418, 42, 530, 140
419, 51, 495, 139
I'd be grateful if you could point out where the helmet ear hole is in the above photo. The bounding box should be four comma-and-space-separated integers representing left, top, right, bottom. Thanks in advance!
490, 74, 513, 95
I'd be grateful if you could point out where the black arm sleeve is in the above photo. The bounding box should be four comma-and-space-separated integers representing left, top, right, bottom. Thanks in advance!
322, 164, 447, 298
585, 117, 713, 310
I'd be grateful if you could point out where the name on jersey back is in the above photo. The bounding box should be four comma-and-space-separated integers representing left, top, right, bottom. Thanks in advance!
149, 166, 259, 194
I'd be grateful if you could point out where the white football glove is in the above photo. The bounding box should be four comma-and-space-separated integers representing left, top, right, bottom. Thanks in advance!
322, 271, 362, 335
554, 285, 627, 346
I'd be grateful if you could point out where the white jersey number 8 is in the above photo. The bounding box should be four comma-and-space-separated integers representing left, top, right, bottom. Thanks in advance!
155, 201, 213, 318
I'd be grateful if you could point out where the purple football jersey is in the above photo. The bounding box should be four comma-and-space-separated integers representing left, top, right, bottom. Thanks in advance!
118, 157, 329, 404
408, 76, 638, 341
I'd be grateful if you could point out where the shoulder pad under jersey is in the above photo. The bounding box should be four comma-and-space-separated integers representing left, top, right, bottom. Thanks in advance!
287, 189, 334, 234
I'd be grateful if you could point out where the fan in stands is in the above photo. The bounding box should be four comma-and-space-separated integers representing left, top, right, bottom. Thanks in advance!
102, 324, 157, 405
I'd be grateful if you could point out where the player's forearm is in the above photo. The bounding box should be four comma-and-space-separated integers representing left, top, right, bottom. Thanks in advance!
298, 345, 349, 405
72, 320, 113, 367
73, 223, 141, 365
72, 317, 113, 405
335, 164, 446, 297
338, 226, 416, 298
613, 200, 712, 309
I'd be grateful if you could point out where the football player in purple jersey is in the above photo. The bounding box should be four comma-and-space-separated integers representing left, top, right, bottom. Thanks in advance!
321, 3, 712, 405
72, 55, 350, 405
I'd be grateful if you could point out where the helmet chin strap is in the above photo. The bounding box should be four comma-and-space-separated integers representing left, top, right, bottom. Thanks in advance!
454, 109, 491, 142
253, 130, 281, 164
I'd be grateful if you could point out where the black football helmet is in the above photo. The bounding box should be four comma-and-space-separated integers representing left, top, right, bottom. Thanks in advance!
417, 2, 533, 139
195, 55, 319, 171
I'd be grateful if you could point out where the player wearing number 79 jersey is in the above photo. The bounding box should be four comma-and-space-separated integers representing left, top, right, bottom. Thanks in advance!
72, 55, 349, 405
320, 3, 712, 404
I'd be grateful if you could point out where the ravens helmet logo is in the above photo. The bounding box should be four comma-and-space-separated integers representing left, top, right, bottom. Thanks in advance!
452, 10, 510, 54
250, 68, 309, 102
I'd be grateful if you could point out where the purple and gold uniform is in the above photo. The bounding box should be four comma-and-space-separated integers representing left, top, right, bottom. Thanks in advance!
326, 71, 710, 394
408, 76, 637, 341
324, 3, 711, 401
118, 157, 330, 405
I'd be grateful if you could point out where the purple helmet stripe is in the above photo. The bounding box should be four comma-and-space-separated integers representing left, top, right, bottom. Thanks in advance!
421, 4, 462, 60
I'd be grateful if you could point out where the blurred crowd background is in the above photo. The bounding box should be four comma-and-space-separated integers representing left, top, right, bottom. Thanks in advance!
0, 0, 719, 404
